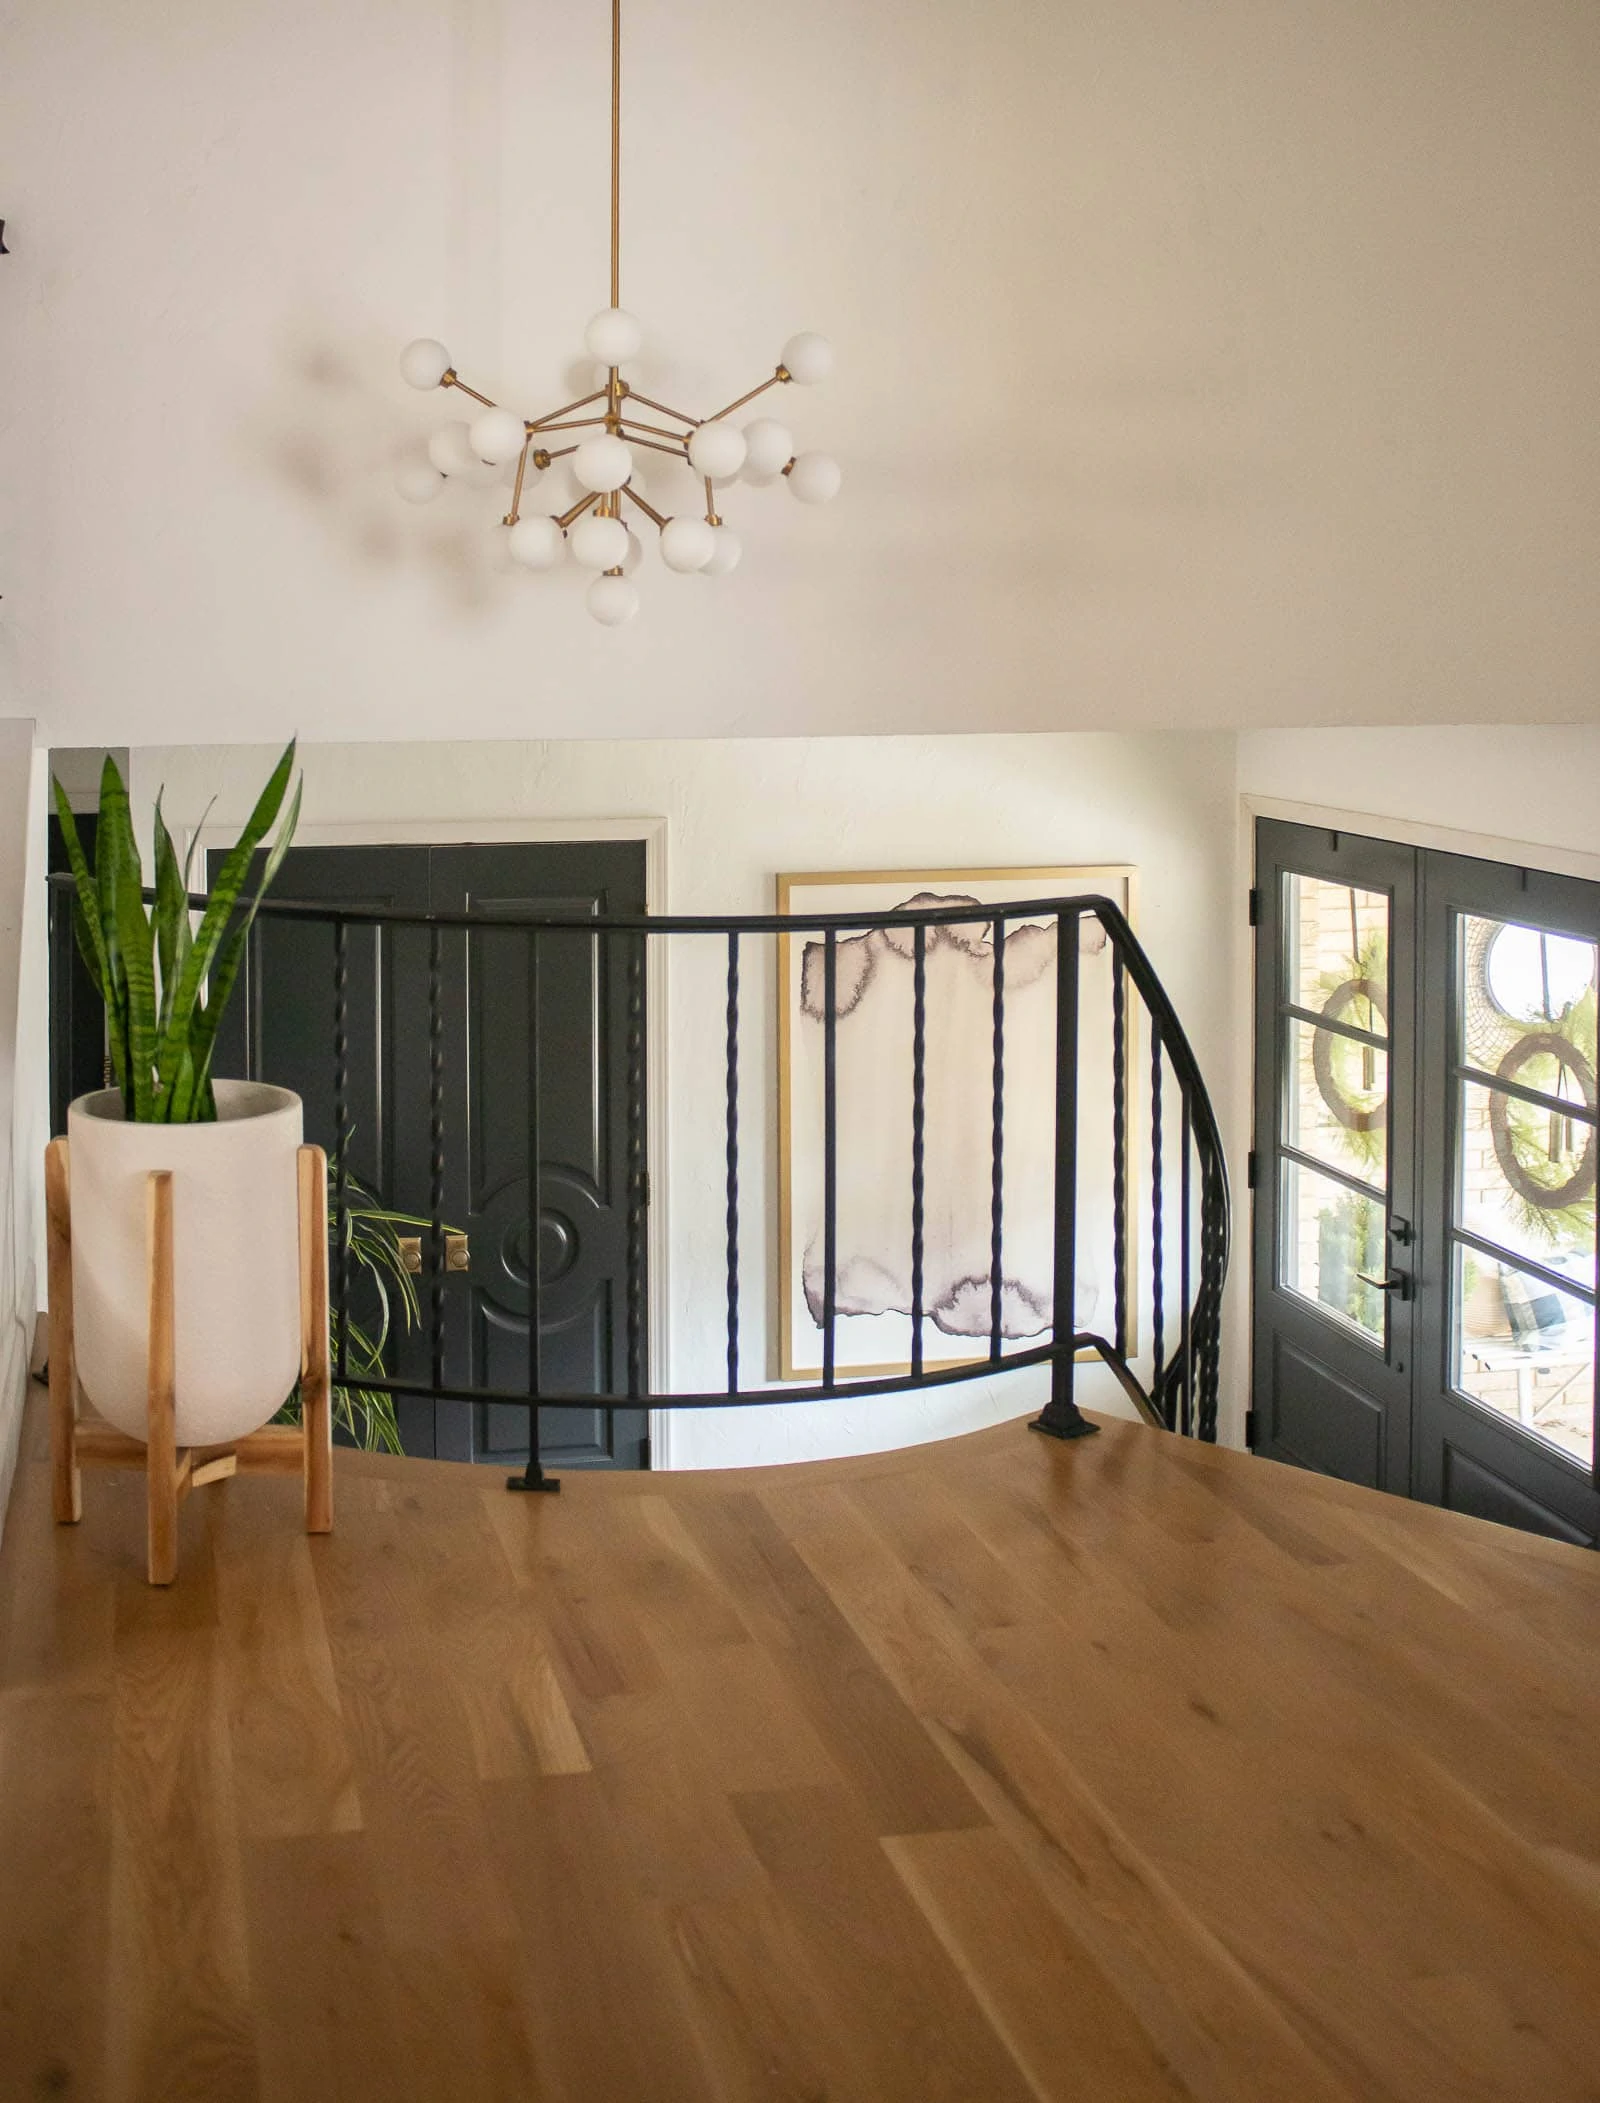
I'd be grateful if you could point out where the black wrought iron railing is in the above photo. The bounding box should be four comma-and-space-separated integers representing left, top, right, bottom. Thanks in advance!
50, 883, 1229, 1482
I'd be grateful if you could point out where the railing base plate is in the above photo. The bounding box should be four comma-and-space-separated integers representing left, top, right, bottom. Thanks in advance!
507, 1470, 562, 1494
1028, 1406, 1099, 1442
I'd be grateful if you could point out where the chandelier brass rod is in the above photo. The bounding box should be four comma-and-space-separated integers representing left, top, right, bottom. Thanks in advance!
623, 391, 696, 426
556, 491, 601, 529
617, 417, 694, 443
705, 371, 785, 423
703, 475, 719, 524
529, 390, 607, 431
626, 434, 693, 459
532, 417, 610, 434
442, 373, 496, 409
505, 439, 533, 524
611, 0, 622, 309
542, 444, 580, 462
620, 482, 667, 528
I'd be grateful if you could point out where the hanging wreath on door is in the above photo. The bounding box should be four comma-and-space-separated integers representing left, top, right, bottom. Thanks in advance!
1487, 1032, 1597, 1210
1312, 976, 1388, 1132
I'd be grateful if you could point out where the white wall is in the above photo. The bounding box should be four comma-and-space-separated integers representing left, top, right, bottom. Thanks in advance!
0, 727, 46, 1548
1239, 728, 1600, 878
131, 729, 1240, 1465
3, 0, 1598, 750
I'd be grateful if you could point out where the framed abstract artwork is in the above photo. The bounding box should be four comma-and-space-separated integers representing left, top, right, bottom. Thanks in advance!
777, 865, 1139, 1381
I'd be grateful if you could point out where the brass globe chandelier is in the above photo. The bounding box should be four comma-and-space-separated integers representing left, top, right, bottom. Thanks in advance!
396, 0, 838, 625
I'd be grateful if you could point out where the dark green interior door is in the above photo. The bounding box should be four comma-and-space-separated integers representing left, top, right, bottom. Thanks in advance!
212, 838, 650, 1471
1253, 819, 1598, 1545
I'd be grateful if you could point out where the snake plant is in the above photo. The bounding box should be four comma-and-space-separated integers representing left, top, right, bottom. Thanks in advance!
52, 742, 302, 1123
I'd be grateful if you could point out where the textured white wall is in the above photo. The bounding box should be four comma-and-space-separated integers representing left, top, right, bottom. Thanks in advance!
130, 729, 1241, 1464
2, 0, 1598, 745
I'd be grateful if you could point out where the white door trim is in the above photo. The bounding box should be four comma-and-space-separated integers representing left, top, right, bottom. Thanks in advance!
187, 813, 676, 1469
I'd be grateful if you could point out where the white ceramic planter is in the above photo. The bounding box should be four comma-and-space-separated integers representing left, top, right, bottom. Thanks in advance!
68, 1080, 304, 1445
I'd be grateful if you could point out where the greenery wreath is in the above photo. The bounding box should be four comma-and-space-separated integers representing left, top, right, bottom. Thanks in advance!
1312, 976, 1388, 1133
1487, 1032, 1597, 1210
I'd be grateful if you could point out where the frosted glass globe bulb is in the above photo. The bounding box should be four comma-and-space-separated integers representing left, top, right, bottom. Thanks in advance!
787, 451, 841, 505
395, 460, 445, 505
573, 435, 634, 493
701, 524, 743, 577
583, 308, 644, 366
587, 573, 640, 626
400, 338, 452, 389
469, 406, 526, 465
507, 516, 564, 570
687, 421, 747, 481
780, 332, 833, 386
427, 421, 479, 476
659, 516, 715, 573
569, 512, 631, 571
741, 417, 794, 479
621, 526, 645, 575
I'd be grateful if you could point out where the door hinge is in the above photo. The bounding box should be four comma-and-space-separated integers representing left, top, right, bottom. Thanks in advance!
1244, 1408, 1258, 1450
1246, 1148, 1259, 1191
1247, 886, 1262, 927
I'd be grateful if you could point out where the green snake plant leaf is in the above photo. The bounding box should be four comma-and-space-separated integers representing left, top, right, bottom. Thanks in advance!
153, 738, 297, 1112
183, 773, 303, 1117
96, 758, 162, 1120
50, 778, 127, 1100
150, 792, 194, 1044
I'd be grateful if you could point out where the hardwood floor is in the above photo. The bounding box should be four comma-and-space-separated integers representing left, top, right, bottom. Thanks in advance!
2, 1392, 1599, 2102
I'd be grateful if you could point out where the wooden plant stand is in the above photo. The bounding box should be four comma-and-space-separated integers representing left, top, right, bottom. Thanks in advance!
45, 1139, 333, 1585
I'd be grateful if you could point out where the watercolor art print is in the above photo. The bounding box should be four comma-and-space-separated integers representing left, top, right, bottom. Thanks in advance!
777, 866, 1138, 1380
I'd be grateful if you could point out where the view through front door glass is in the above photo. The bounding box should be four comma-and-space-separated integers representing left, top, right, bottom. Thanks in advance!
1280, 874, 1392, 1342
1451, 913, 1596, 1472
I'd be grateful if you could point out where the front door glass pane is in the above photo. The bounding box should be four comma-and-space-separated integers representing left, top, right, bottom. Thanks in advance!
1287, 875, 1390, 1024
1453, 1246, 1594, 1470
1280, 1157, 1387, 1340
1456, 1078, 1596, 1273
1286, 1016, 1388, 1185
1460, 915, 1597, 1078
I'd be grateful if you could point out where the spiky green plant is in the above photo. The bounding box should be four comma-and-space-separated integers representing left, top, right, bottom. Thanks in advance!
52, 743, 302, 1122
270, 1165, 461, 1455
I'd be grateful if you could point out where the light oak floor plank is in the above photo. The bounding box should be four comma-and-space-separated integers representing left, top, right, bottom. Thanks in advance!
1, 1395, 1597, 2101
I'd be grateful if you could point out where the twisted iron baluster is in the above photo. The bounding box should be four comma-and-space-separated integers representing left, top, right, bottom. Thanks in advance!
822, 930, 838, 1392
1180, 1097, 1193, 1437
1112, 945, 1128, 1361
428, 923, 445, 1402
1031, 909, 1095, 1441
333, 918, 351, 1389
989, 914, 1006, 1365
1151, 1020, 1164, 1424
725, 930, 740, 1395
910, 922, 927, 1382
509, 929, 557, 1490
625, 934, 646, 1402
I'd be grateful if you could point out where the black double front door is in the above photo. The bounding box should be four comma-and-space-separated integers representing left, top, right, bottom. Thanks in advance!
1252, 819, 1598, 1545
211, 839, 650, 1471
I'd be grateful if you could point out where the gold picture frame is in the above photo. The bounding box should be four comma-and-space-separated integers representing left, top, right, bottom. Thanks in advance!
776, 865, 1140, 1382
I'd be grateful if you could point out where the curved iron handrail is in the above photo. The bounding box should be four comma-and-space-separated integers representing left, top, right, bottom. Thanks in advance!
50, 878, 1230, 1449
